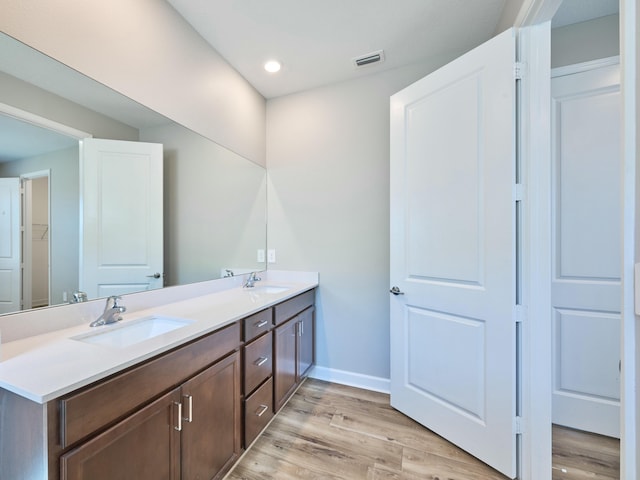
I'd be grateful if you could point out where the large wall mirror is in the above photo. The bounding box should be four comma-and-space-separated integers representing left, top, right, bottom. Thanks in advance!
0, 33, 267, 316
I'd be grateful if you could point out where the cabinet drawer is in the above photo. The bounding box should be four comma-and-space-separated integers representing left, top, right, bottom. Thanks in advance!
243, 308, 272, 342
274, 289, 315, 325
244, 377, 274, 447
243, 332, 272, 394
60, 321, 240, 448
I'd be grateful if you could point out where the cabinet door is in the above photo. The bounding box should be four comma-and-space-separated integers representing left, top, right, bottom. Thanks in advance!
60, 389, 181, 480
298, 307, 315, 380
274, 318, 298, 411
181, 351, 241, 480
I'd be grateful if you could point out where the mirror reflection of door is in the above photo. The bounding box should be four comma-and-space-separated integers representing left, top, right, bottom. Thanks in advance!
80, 138, 164, 299
22, 173, 51, 309
0, 177, 20, 313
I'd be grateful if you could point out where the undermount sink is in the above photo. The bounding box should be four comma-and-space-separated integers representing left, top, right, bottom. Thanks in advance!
245, 285, 290, 294
72, 315, 195, 349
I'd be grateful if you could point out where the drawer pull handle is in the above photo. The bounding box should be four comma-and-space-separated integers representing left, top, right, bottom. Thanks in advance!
174, 402, 183, 431
255, 320, 269, 328
183, 395, 193, 423
256, 404, 269, 417
255, 356, 269, 367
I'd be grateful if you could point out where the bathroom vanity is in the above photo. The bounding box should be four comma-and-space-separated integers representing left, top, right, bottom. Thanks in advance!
0, 273, 317, 480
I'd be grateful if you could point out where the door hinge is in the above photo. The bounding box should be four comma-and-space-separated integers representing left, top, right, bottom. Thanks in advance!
514, 184, 524, 202
514, 62, 525, 80
515, 416, 524, 434
515, 305, 526, 324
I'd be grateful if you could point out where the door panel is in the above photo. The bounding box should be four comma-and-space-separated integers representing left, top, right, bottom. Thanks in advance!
274, 318, 297, 411
0, 178, 20, 314
60, 388, 181, 480
551, 62, 621, 438
390, 28, 517, 478
181, 352, 241, 480
298, 307, 314, 378
80, 138, 163, 298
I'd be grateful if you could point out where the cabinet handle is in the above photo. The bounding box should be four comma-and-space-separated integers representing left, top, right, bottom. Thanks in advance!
182, 394, 193, 423
174, 402, 183, 431
254, 356, 269, 367
255, 404, 269, 417
255, 320, 268, 328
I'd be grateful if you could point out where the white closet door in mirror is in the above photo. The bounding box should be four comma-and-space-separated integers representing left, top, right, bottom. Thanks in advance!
80, 138, 163, 299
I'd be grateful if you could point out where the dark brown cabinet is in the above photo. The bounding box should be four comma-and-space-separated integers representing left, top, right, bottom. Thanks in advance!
273, 290, 315, 411
181, 352, 241, 480
298, 306, 315, 379
274, 317, 298, 411
58, 323, 241, 480
60, 389, 181, 480
0, 288, 316, 480
241, 308, 275, 447
61, 352, 241, 480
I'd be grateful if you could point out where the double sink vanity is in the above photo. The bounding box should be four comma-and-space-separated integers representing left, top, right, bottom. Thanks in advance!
0, 271, 318, 480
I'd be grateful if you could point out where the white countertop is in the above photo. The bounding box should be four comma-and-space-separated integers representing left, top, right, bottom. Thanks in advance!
0, 276, 317, 404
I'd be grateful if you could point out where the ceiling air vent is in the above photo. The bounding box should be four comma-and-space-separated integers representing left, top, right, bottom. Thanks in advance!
352, 50, 385, 68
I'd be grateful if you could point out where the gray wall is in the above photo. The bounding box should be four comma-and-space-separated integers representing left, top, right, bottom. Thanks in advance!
0, 0, 266, 166
0, 72, 138, 141
551, 14, 620, 67
140, 123, 266, 286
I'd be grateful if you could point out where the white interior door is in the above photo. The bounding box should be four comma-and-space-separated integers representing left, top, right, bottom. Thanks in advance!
551, 60, 621, 438
390, 28, 518, 478
80, 138, 163, 299
0, 177, 21, 313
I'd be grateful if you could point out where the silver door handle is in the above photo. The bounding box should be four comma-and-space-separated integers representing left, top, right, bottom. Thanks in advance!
390, 286, 404, 295
174, 402, 183, 431
182, 394, 193, 423
146, 272, 161, 279
255, 357, 269, 367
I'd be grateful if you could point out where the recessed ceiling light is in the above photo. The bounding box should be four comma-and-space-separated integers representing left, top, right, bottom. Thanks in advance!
264, 60, 281, 73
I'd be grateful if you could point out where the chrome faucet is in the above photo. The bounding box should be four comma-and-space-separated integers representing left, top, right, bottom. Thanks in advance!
90, 295, 126, 327
243, 272, 261, 288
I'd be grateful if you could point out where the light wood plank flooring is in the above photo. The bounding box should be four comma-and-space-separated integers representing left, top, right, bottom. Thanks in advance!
552, 425, 619, 480
227, 379, 620, 480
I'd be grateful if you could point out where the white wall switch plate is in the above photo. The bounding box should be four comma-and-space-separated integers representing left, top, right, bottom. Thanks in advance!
257, 249, 265, 263
267, 249, 276, 263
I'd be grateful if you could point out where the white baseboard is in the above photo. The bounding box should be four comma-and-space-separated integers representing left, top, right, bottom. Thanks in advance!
308, 365, 390, 394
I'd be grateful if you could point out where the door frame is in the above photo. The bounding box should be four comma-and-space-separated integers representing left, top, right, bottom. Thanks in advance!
21, 169, 51, 310
518, 1, 637, 479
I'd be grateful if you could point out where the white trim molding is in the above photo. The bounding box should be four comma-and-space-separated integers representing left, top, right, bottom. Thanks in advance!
309, 366, 390, 394
518, 21, 553, 480
0, 102, 91, 140
620, 0, 638, 477
551, 55, 620, 78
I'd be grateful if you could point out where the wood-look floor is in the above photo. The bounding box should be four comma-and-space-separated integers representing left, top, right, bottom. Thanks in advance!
552, 424, 619, 480
226, 379, 619, 480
